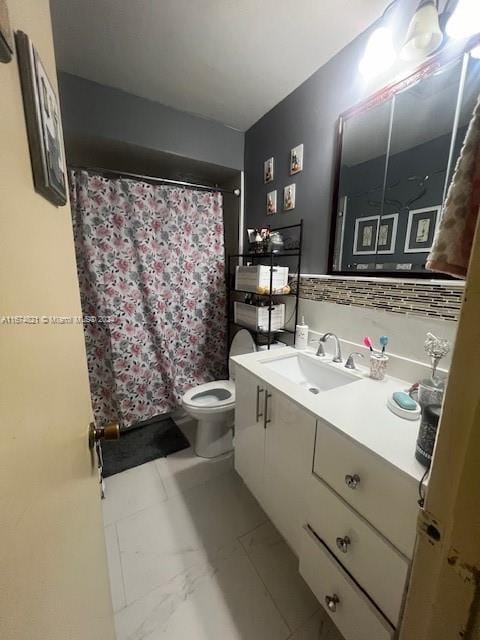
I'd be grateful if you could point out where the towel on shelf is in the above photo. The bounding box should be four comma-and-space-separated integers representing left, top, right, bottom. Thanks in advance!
427, 94, 480, 279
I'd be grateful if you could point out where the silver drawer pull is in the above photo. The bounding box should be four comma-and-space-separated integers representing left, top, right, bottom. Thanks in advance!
336, 535, 351, 553
345, 473, 360, 489
255, 386, 264, 422
325, 594, 340, 613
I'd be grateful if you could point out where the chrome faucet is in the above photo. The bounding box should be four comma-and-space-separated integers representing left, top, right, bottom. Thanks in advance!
345, 352, 365, 370
319, 333, 343, 363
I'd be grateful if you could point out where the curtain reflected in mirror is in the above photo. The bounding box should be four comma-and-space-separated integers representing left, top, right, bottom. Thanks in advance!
331, 48, 480, 276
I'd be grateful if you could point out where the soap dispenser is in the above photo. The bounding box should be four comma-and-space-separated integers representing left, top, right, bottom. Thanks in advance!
295, 316, 309, 350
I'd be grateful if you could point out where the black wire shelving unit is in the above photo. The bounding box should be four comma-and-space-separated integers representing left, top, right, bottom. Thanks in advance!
227, 221, 303, 350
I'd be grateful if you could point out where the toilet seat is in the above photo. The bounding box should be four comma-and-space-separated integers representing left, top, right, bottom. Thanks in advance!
183, 380, 235, 415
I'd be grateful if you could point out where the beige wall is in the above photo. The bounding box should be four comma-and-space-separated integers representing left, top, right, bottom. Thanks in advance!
0, 2, 114, 638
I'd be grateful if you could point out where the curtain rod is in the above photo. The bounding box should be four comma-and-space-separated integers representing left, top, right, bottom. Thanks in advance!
68, 165, 241, 197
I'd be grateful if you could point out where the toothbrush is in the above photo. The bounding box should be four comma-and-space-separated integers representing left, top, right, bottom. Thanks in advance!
380, 335, 389, 355
363, 336, 374, 352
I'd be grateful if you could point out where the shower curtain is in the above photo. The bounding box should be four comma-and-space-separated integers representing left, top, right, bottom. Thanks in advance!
70, 170, 227, 428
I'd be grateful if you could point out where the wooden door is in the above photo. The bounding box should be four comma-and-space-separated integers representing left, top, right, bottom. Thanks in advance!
0, 2, 115, 639
234, 366, 266, 505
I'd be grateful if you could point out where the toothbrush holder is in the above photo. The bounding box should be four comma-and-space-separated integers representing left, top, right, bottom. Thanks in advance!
370, 354, 389, 380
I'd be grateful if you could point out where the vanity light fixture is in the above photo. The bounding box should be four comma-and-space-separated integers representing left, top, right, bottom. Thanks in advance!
358, 26, 396, 79
400, 0, 443, 61
445, 0, 480, 40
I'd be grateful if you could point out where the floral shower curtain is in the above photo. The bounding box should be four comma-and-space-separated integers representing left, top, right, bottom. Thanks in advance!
70, 170, 227, 428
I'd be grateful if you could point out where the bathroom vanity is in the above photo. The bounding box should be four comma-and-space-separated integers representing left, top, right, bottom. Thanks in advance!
232, 347, 426, 640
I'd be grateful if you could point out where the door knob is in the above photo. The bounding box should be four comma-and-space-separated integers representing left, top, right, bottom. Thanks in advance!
88, 421, 120, 450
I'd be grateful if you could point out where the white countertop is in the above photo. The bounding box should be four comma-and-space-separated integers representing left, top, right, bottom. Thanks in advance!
232, 347, 426, 485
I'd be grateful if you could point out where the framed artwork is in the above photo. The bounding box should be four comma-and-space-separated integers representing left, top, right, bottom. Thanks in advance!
264, 157, 274, 184
266, 190, 277, 215
283, 184, 296, 211
376, 213, 398, 254
0, 0, 13, 62
15, 31, 67, 206
353, 215, 379, 255
290, 143, 304, 175
404, 206, 441, 253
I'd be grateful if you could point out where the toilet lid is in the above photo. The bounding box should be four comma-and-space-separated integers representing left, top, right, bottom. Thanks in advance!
229, 329, 256, 381
229, 329, 256, 358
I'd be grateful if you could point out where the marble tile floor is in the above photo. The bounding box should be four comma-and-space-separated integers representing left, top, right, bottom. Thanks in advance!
102, 417, 344, 640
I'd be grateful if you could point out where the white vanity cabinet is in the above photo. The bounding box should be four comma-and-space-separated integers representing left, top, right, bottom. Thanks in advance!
234, 366, 266, 505
264, 388, 316, 555
234, 365, 316, 556
232, 351, 421, 640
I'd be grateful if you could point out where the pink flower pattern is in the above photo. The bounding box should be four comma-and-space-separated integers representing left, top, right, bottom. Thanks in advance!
70, 170, 227, 428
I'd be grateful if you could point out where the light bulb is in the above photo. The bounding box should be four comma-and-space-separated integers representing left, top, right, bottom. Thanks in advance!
359, 27, 396, 79
472, 45, 480, 58
446, 0, 480, 40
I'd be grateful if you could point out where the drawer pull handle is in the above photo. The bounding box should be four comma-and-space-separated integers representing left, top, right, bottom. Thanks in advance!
336, 535, 351, 553
255, 386, 264, 422
325, 594, 340, 613
345, 473, 360, 489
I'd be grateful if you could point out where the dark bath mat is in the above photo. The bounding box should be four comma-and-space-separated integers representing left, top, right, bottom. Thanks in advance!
102, 416, 190, 478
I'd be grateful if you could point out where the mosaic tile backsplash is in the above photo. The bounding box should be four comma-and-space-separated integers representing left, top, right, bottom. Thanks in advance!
297, 277, 463, 321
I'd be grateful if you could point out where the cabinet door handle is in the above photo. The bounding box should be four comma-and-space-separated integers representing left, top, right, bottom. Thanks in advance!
325, 594, 340, 613
264, 391, 272, 429
336, 535, 351, 553
256, 386, 264, 422
345, 473, 360, 489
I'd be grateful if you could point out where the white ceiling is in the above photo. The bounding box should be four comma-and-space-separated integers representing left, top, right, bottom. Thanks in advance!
50, 0, 390, 131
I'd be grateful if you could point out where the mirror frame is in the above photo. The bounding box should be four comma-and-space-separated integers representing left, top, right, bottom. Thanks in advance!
328, 33, 480, 279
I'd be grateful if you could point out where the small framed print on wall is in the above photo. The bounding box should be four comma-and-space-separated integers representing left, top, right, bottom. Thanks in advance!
264, 157, 274, 184
266, 190, 277, 215
376, 214, 398, 255
16, 31, 67, 206
283, 184, 296, 211
290, 144, 304, 175
404, 206, 441, 253
353, 215, 379, 255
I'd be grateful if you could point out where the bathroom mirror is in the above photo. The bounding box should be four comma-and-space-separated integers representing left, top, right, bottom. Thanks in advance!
330, 44, 480, 277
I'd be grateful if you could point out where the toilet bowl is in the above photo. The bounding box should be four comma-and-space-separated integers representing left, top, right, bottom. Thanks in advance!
182, 329, 256, 458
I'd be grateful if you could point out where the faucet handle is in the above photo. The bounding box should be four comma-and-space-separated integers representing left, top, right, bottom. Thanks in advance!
345, 352, 365, 370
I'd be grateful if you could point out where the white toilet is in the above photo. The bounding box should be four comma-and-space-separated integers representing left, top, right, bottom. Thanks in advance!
182, 329, 256, 458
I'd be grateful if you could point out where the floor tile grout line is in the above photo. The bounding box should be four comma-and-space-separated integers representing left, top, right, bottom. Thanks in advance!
238, 532, 294, 635
111, 521, 128, 615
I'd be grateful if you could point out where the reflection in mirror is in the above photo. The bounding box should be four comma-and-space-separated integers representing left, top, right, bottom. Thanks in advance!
332, 100, 392, 271
331, 47, 480, 277
379, 58, 462, 273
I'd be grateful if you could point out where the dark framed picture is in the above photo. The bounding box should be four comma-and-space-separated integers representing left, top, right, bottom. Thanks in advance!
353, 215, 379, 255
404, 206, 441, 253
15, 31, 67, 206
377, 213, 398, 255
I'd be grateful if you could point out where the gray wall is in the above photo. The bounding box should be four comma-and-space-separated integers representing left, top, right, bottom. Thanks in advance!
58, 72, 244, 170
243, 1, 423, 274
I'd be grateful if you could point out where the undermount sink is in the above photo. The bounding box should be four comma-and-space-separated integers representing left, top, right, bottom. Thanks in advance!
262, 352, 359, 393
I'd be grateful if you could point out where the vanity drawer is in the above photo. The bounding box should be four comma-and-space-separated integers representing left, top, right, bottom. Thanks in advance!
300, 526, 394, 640
314, 419, 418, 558
307, 474, 409, 625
